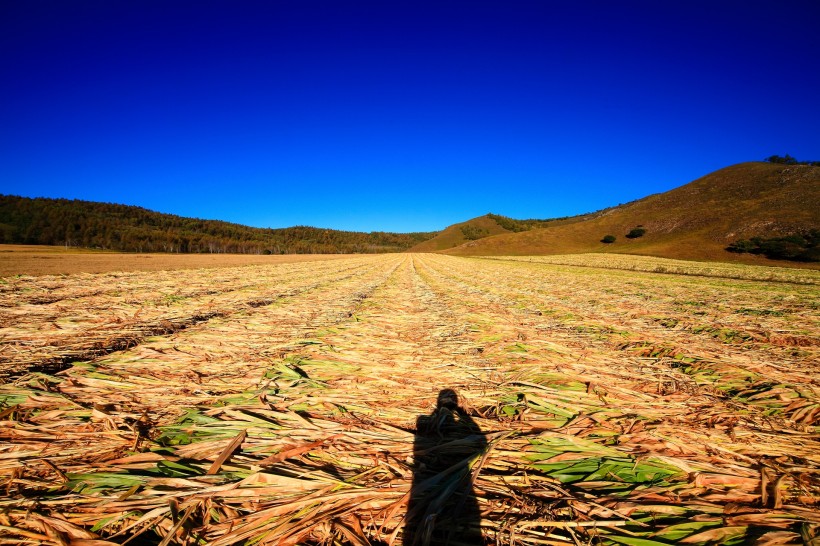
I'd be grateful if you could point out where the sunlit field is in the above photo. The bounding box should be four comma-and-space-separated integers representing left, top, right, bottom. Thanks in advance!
1, 254, 818, 545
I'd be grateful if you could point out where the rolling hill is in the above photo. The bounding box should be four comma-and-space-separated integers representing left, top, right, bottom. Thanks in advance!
410, 212, 616, 252
3, 162, 817, 262
0, 196, 437, 254
439, 162, 820, 262
409, 214, 576, 252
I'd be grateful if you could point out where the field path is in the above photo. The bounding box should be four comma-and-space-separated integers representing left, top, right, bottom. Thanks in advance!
1, 254, 818, 545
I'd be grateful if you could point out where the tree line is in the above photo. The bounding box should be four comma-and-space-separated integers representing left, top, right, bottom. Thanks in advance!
0, 195, 437, 254
764, 154, 820, 166
486, 213, 564, 233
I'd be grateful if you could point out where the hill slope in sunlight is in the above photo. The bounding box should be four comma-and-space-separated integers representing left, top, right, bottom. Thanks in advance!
444, 162, 820, 263
410, 212, 601, 252
410, 215, 516, 252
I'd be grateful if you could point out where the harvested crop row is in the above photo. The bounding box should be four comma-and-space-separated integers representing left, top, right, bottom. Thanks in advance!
0, 256, 367, 308
462, 257, 817, 346
490, 254, 820, 285
425, 255, 819, 373
418, 256, 820, 430
0, 258, 384, 377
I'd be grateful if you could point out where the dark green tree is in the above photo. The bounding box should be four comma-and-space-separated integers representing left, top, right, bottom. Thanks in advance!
625, 227, 646, 239
765, 154, 795, 164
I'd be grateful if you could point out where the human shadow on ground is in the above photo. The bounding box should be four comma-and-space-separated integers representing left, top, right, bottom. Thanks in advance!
405, 389, 488, 546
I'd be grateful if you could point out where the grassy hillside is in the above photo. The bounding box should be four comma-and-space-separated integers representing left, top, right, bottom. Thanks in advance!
409, 215, 514, 251
410, 212, 597, 252
445, 162, 820, 263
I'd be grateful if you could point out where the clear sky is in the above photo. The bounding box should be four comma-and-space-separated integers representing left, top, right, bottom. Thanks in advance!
2, 1, 819, 233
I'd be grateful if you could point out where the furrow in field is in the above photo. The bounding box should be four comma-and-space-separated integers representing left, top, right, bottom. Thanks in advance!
147, 254, 505, 543
0, 258, 366, 334
488, 254, 820, 285
0, 258, 377, 377
47, 255, 403, 423
445, 257, 819, 358
420, 256, 820, 419
0, 255, 393, 454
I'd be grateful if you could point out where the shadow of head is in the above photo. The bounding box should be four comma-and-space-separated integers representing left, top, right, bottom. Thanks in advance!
436, 388, 459, 410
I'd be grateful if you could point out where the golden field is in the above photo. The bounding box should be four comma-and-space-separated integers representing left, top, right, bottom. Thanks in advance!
1, 253, 818, 545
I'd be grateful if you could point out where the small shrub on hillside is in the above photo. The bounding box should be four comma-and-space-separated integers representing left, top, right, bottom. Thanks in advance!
625, 227, 646, 239
601, 235, 616, 243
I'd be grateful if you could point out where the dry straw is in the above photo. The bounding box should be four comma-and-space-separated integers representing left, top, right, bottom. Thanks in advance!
1, 254, 818, 545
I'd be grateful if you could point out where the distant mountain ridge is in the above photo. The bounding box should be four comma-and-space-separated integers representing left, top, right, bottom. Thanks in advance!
0, 196, 437, 254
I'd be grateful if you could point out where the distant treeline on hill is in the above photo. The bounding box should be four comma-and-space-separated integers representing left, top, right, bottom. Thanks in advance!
0, 195, 437, 254
764, 154, 820, 166
486, 213, 578, 232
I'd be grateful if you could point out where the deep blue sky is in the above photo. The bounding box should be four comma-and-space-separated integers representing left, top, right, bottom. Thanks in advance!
2, 1, 819, 232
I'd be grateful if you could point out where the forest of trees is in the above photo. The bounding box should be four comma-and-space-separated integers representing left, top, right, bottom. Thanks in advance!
0, 195, 437, 254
